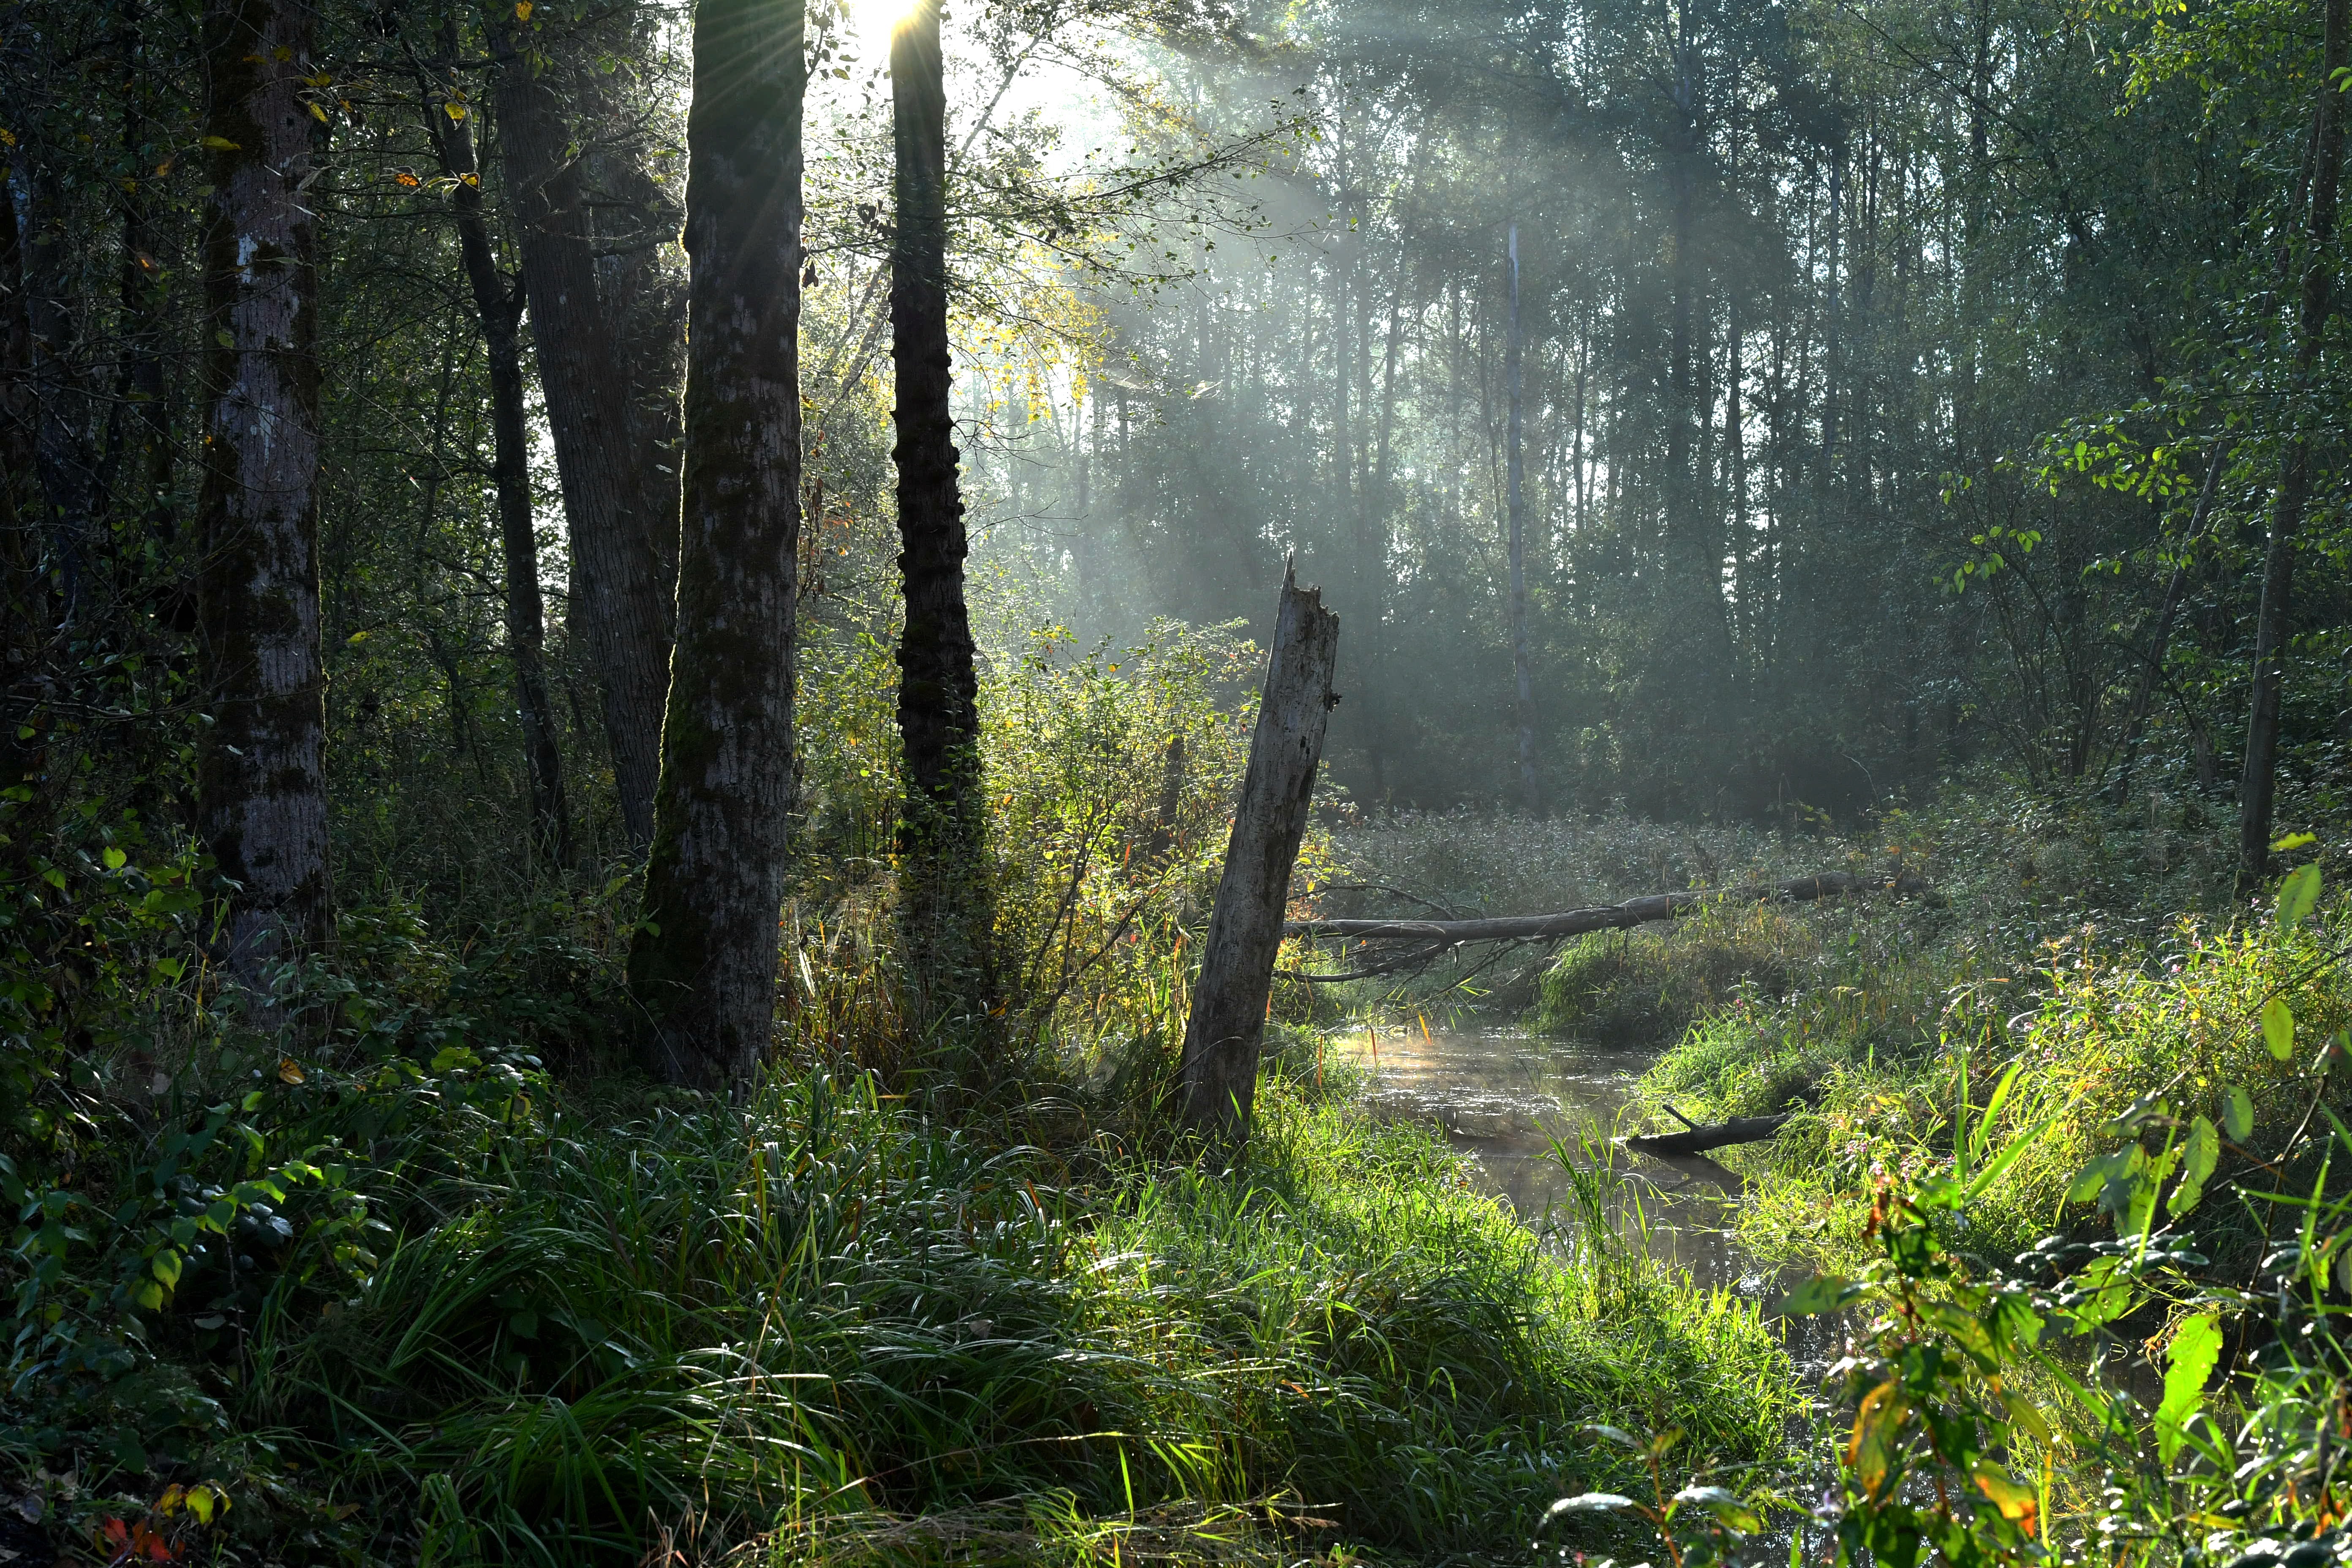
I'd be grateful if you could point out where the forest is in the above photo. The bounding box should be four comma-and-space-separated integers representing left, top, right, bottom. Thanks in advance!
10, 0, 2352, 1560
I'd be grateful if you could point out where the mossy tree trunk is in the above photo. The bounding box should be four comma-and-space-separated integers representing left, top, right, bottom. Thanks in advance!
488, 8, 678, 851
422, 57, 570, 866
196, 0, 331, 989
890, 0, 995, 1022
625, 0, 806, 1092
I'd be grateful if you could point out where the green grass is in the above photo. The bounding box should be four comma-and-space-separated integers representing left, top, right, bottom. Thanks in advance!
10, 1063, 1800, 1567
1530, 900, 1814, 1047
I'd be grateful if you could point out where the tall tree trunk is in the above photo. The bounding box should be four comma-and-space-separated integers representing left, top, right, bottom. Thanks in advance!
2239, 0, 2348, 883
891, 0, 993, 1015
423, 61, 569, 864
196, 0, 330, 988
626, 0, 807, 1091
488, 11, 676, 851
109, 0, 173, 565
1180, 562, 1338, 1142
16, 155, 93, 623
1506, 225, 1539, 813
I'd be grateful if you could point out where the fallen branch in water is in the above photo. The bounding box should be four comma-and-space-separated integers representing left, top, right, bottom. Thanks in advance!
1285, 868, 1931, 948
1623, 1104, 1794, 1158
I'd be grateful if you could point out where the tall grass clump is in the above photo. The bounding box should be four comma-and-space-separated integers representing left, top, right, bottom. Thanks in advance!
1531, 901, 1816, 1045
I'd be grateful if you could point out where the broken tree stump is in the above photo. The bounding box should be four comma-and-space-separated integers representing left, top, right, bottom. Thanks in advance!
1180, 561, 1339, 1141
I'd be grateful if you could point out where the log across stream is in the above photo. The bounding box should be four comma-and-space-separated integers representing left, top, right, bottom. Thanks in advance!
1332, 1024, 1794, 1296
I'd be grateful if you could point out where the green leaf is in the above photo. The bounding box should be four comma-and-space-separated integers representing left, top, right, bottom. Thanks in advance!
2278, 862, 2322, 933
2263, 996, 2295, 1061
150, 1248, 181, 1288
1778, 1274, 1860, 1315
1671, 1486, 1762, 1534
2273, 832, 2319, 853
2068, 1145, 2141, 1206
1581, 1424, 1643, 1451
2156, 1311, 2223, 1463
102, 846, 126, 870
2169, 1116, 2220, 1218
2224, 1086, 2255, 1142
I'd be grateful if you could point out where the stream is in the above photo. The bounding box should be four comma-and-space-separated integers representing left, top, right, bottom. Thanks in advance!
1334, 1024, 1792, 1298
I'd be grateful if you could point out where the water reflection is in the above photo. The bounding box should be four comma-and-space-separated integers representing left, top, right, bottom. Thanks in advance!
1334, 1024, 1785, 1296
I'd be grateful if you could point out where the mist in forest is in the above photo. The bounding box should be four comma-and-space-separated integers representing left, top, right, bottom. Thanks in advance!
916, 0, 2313, 828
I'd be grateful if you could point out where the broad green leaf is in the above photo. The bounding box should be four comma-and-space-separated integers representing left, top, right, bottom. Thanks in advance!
2156, 1312, 2223, 1463
2000, 1388, 2053, 1445
1778, 1274, 1859, 1315
150, 1248, 181, 1288
2169, 1116, 2220, 1218
2068, 1145, 2142, 1206
2263, 996, 2295, 1061
1672, 1486, 1761, 1534
2066, 1256, 2138, 1333
2273, 832, 2319, 853
2224, 1087, 2255, 1143
2278, 863, 2322, 932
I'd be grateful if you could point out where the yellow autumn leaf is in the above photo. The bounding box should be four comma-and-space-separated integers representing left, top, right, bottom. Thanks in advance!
308, 102, 327, 121
516, 0, 533, 16
278, 1057, 305, 1084
445, 102, 468, 120
201, 136, 241, 150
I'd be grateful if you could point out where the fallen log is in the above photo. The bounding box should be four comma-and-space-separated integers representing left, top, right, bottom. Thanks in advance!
1285, 868, 1929, 946
1623, 1112, 1793, 1159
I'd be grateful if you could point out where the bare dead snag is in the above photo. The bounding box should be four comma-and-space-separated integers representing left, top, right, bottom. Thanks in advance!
1179, 561, 1340, 1143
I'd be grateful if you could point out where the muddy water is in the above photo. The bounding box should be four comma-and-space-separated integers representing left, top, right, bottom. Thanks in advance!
1334, 1024, 1793, 1297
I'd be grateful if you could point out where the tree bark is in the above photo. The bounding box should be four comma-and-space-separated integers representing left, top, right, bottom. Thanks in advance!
2240, 0, 2347, 884
423, 65, 570, 865
196, 0, 331, 989
1505, 224, 1539, 812
891, 0, 994, 1011
488, 9, 676, 851
1180, 561, 1339, 1142
15, 153, 94, 623
624, 0, 807, 1093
